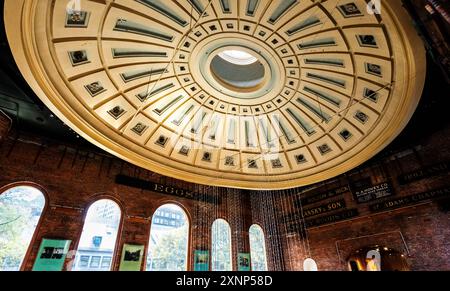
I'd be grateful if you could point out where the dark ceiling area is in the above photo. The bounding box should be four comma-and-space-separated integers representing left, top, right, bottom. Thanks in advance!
0, 0, 92, 147
0, 0, 449, 159
380, 53, 450, 152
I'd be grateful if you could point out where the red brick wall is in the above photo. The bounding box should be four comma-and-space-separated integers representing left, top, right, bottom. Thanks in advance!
0, 110, 11, 143
269, 125, 450, 271
0, 132, 254, 271
0, 124, 449, 271
284, 202, 450, 271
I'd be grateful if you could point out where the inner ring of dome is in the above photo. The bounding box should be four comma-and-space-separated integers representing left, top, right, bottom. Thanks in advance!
191, 36, 285, 102
211, 49, 265, 90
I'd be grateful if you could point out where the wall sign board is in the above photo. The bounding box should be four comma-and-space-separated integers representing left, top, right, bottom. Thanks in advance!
398, 161, 450, 184
305, 209, 359, 228
238, 253, 251, 271
119, 244, 144, 271
353, 182, 394, 203
296, 186, 349, 206
116, 175, 218, 204
370, 187, 450, 212
303, 199, 347, 219
32, 239, 71, 271
194, 250, 209, 271
285, 209, 359, 231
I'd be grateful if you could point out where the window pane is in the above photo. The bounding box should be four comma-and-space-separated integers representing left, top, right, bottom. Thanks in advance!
211, 219, 232, 271
147, 204, 189, 271
101, 256, 112, 269
78, 256, 90, 268
72, 199, 121, 271
90, 256, 101, 268
0, 186, 45, 271
249, 224, 268, 271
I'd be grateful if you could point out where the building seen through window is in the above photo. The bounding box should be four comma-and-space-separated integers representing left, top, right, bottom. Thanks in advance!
0, 186, 45, 271
249, 224, 268, 271
147, 204, 189, 271
72, 199, 121, 271
211, 219, 233, 271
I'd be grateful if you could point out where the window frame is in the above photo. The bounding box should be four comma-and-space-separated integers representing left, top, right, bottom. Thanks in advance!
211, 218, 233, 271
72, 196, 124, 271
249, 224, 269, 271
146, 202, 191, 271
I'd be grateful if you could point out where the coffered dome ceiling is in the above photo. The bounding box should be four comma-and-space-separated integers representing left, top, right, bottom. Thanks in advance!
5, 0, 425, 189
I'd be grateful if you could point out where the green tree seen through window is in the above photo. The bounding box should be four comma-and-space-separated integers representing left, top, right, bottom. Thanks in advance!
249, 224, 268, 271
0, 186, 45, 271
212, 219, 232, 271
147, 204, 189, 271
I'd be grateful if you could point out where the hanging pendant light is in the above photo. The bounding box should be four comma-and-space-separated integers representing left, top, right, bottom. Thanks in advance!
297, 190, 318, 271
303, 258, 318, 271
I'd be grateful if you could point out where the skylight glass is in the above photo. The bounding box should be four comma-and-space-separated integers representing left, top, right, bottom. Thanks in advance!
218, 50, 258, 65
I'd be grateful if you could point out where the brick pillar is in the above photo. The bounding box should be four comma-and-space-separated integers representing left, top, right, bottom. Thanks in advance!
22, 206, 85, 271
0, 110, 12, 143
113, 217, 151, 271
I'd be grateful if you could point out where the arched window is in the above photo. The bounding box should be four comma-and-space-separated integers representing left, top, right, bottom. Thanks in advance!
147, 204, 189, 271
211, 219, 232, 271
0, 186, 46, 271
249, 224, 268, 271
72, 199, 121, 271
